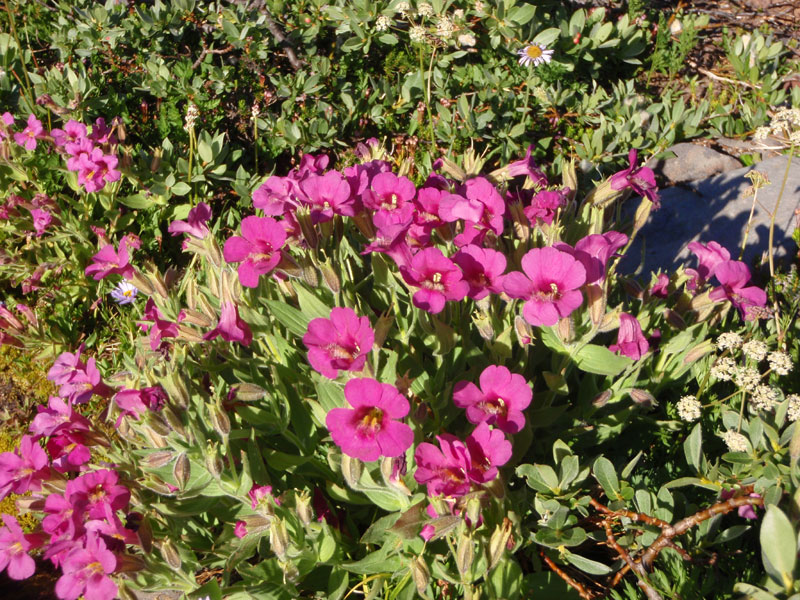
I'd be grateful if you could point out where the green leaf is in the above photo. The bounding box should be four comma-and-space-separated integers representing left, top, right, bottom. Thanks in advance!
119, 193, 160, 209
485, 558, 522, 600
517, 464, 560, 493
508, 4, 535, 25
534, 527, 587, 548
264, 300, 310, 337
573, 344, 632, 376
533, 27, 561, 47
294, 284, 331, 320
684, 423, 703, 472
342, 547, 404, 574
593, 457, 620, 500
760, 505, 796, 589
171, 181, 192, 196
564, 551, 613, 575
378, 33, 398, 45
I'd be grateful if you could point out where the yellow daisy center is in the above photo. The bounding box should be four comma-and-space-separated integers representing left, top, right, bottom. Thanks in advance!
526, 45, 543, 59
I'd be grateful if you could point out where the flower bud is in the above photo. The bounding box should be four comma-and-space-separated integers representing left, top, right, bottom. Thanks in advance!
456, 533, 474, 576
160, 539, 182, 570
624, 278, 643, 299
270, 519, 290, 559
593, 390, 612, 407
556, 316, 574, 343
177, 324, 204, 343
438, 157, 466, 182
411, 557, 430, 595
207, 267, 220, 299
296, 490, 314, 525
149, 270, 169, 299
185, 278, 198, 310
181, 309, 213, 328
130, 270, 155, 296
488, 518, 513, 570
562, 159, 578, 202
320, 263, 340, 294
472, 311, 494, 341
295, 207, 318, 249
206, 445, 224, 479
373, 314, 394, 349
587, 180, 625, 209
142, 476, 174, 495
232, 382, 266, 402
663, 308, 686, 330
144, 451, 175, 469
302, 262, 319, 288
210, 405, 231, 438
150, 148, 162, 172
198, 293, 217, 323
514, 316, 533, 346
341, 454, 362, 489
630, 388, 657, 409
173, 452, 191, 490
597, 308, 620, 333
585, 284, 606, 327
380, 456, 411, 495
145, 413, 171, 437
205, 237, 224, 269
683, 340, 713, 364
137, 515, 153, 553
465, 496, 482, 526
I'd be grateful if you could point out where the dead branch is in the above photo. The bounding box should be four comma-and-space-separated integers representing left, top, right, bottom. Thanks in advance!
263, 9, 302, 71
539, 549, 595, 600
602, 520, 663, 600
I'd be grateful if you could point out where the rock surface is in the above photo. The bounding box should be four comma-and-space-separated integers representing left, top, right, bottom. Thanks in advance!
621, 154, 800, 277
648, 142, 742, 183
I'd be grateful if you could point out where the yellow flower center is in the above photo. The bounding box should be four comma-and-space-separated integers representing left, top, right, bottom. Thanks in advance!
359, 407, 384, 433
526, 45, 543, 59
123, 290, 133, 297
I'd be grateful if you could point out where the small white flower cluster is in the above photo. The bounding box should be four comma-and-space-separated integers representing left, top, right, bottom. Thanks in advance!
409, 25, 426, 42
750, 384, 778, 411
722, 430, 749, 453
184, 103, 200, 132
716, 332, 743, 350
251, 101, 261, 120
767, 351, 793, 375
416, 2, 434, 17
742, 340, 768, 362
787, 394, 800, 422
375, 15, 391, 32
734, 366, 761, 392
395, 1, 411, 17
677, 395, 702, 422
710, 356, 737, 381
436, 16, 455, 40
755, 107, 800, 146
458, 33, 476, 47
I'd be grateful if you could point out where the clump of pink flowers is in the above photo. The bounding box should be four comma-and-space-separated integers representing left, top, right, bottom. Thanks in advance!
303, 307, 374, 379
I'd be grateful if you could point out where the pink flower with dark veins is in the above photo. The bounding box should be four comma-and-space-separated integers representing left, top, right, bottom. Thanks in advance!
506, 145, 549, 187
65, 469, 130, 520
363, 172, 416, 216
523, 189, 568, 226
609, 313, 649, 360
452, 245, 507, 300
203, 301, 253, 346
609, 149, 660, 208
55, 533, 118, 600
13, 114, 45, 151
139, 299, 181, 351
503, 246, 586, 327
709, 260, 767, 321
303, 307, 374, 379
84, 238, 135, 281
572, 231, 628, 284
30, 208, 52, 236
400, 247, 469, 314
686, 241, 730, 290
0, 435, 49, 500
0, 513, 44, 580
325, 378, 413, 462
50, 120, 87, 150
299, 170, 356, 222
453, 365, 532, 433
223, 216, 287, 288
167, 202, 211, 239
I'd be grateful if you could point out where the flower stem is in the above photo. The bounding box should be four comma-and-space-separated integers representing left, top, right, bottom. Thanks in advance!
769, 144, 795, 344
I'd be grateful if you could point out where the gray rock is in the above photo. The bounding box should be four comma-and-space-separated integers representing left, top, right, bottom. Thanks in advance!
648, 142, 741, 183
621, 154, 800, 277
130, 591, 184, 600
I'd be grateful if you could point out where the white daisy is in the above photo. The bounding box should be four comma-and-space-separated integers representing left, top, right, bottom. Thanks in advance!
517, 43, 554, 67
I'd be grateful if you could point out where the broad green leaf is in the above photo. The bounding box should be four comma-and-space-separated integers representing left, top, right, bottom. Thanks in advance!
264, 300, 310, 337
564, 551, 613, 575
684, 423, 703, 472
593, 457, 620, 500
760, 505, 796, 589
573, 344, 632, 376
517, 464, 560, 493
485, 558, 522, 600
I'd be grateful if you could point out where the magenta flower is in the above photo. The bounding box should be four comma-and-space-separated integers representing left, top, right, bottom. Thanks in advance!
709, 260, 767, 321
503, 246, 586, 327
452, 245, 507, 301
400, 247, 469, 314
609, 313, 649, 360
650, 273, 670, 298
299, 170, 356, 222
55, 357, 111, 405
88, 117, 115, 145
252, 175, 300, 215
65, 469, 130, 520
0, 112, 13, 140
609, 149, 660, 208
30, 396, 91, 439
524, 189, 568, 226
464, 422, 513, 483
303, 307, 374, 379
84, 238, 135, 281
413, 187, 447, 230
420, 524, 435, 541
75, 149, 120, 193
203, 301, 253, 346
50, 120, 87, 150
139, 299, 181, 351
572, 231, 628, 284
223, 216, 287, 288
168, 202, 211, 239
234, 521, 248, 538
55, 533, 118, 600
506, 145, 548, 187
720, 490, 761, 520
13, 115, 45, 151
0, 514, 42, 580
249, 484, 277, 510
361, 206, 415, 268
441, 178, 505, 246
30, 208, 52, 236
326, 378, 413, 462
363, 172, 416, 215
453, 366, 532, 433
42, 493, 84, 541
48, 431, 92, 473
687, 240, 730, 289
47, 347, 87, 385
114, 386, 166, 423
0, 435, 49, 499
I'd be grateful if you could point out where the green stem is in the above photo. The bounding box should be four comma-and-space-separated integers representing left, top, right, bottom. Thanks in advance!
770, 144, 795, 345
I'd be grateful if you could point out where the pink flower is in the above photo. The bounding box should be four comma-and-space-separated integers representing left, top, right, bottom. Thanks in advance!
13, 115, 45, 151
167, 202, 211, 239
75, 149, 120, 193
114, 386, 166, 423
400, 247, 469, 314
413, 187, 447, 230
720, 490, 761, 520
0, 514, 42, 580
203, 302, 252, 346
573, 232, 628, 284
42, 494, 84, 540
609, 149, 660, 208
299, 170, 356, 222
453, 365, 532, 433
326, 378, 413, 462
50, 120, 87, 150
609, 313, 649, 360
363, 172, 416, 215
65, 469, 130, 520
650, 273, 669, 298
506, 145, 548, 187
687, 241, 730, 289
249, 484, 277, 510
0, 435, 49, 499
30, 208, 52, 236
55, 533, 118, 600
303, 307, 374, 379
84, 238, 135, 281
709, 260, 767, 321
361, 207, 415, 268
464, 422, 512, 483
139, 299, 182, 351
234, 521, 248, 538
0, 112, 14, 140
47, 347, 87, 385
30, 396, 91, 438
440, 178, 505, 246
452, 245, 507, 300
523, 189, 568, 226
420, 524, 435, 541
55, 357, 111, 405
47, 432, 93, 472
252, 176, 300, 215
503, 246, 586, 327
88, 117, 115, 145
223, 216, 287, 288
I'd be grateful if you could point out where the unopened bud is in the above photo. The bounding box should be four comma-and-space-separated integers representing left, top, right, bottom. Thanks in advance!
181, 309, 214, 328
623, 278, 643, 299
630, 388, 657, 409
145, 414, 171, 437
232, 382, 266, 401
683, 340, 713, 364
585, 284, 606, 327
586, 179, 625, 209
562, 159, 578, 202
198, 293, 217, 322
185, 278, 198, 310
207, 267, 220, 298
488, 518, 513, 570
130, 270, 155, 296
438, 157, 466, 182
137, 515, 153, 553
465, 496, 481, 526
205, 237, 223, 269
177, 324, 204, 343
556, 316, 574, 343
206, 445, 224, 478
160, 539, 182, 570
210, 405, 231, 438
149, 270, 169, 299
302, 262, 319, 288
173, 452, 191, 490
472, 311, 494, 341
514, 316, 533, 346
663, 308, 686, 330
270, 519, 290, 559
597, 309, 620, 333
150, 149, 162, 172
593, 390, 612, 407
341, 454, 362, 489
320, 263, 340, 293
373, 314, 393, 349
144, 451, 175, 469
143, 476, 174, 495
456, 533, 474, 576
632, 198, 652, 234
411, 557, 430, 595
162, 406, 187, 438
295, 207, 318, 249
296, 491, 314, 525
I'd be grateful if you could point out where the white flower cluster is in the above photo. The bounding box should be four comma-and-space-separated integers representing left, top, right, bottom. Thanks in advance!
677, 395, 702, 422
184, 103, 200, 132
458, 33, 476, 47
710, 356, 737, 381
436, 17, 455, 40
755, 107, 800, 145
767, 351, 793, 375
750, 384, 778, 411
395, 1, 411, 16
787, 394, 800, 422
409, 25, 426, 42
716, 332, 743, 350
734, 366, 760, 392
417, 2, 434, 17
722, 430, 749, 453
742, 340, 768, 362
375, 15, 391, 31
